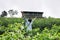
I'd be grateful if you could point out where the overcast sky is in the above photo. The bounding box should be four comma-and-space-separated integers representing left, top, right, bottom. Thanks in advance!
0, 0, 60, 18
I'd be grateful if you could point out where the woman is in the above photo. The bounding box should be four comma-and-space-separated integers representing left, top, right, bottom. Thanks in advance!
25, 18, 36, 32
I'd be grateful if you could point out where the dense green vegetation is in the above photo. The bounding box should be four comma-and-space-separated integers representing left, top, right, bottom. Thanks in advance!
0, 17, 60, 40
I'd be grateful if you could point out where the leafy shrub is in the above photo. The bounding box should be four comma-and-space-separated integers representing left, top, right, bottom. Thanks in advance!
0, 17, 60, 40
33, 18, 60, 30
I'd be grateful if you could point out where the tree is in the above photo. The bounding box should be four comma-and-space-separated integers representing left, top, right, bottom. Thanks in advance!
8, 10, 18, 17
1, 11, 7, 17
14, 10, 18, 15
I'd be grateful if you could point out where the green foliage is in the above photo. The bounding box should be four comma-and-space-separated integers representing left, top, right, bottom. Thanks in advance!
33, 18, 60, 30
0, 17, 60, 40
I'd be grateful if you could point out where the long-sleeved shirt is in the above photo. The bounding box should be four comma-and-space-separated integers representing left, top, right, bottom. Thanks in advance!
24, 18, 35, 32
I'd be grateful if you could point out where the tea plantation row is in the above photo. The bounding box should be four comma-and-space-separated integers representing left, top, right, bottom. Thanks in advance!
0, 17, 60, 40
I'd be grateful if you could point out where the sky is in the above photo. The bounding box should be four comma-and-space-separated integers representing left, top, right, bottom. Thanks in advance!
0, 0, 60, 18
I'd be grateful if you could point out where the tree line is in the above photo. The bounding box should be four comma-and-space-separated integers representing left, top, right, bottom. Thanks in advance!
0, 10, 18, 17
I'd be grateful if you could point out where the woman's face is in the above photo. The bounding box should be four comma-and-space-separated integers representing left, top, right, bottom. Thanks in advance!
28, 19, 32, 23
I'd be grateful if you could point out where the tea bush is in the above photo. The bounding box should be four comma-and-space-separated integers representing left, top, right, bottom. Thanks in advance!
0, 17, 60, 40
33, 17, 60, 30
